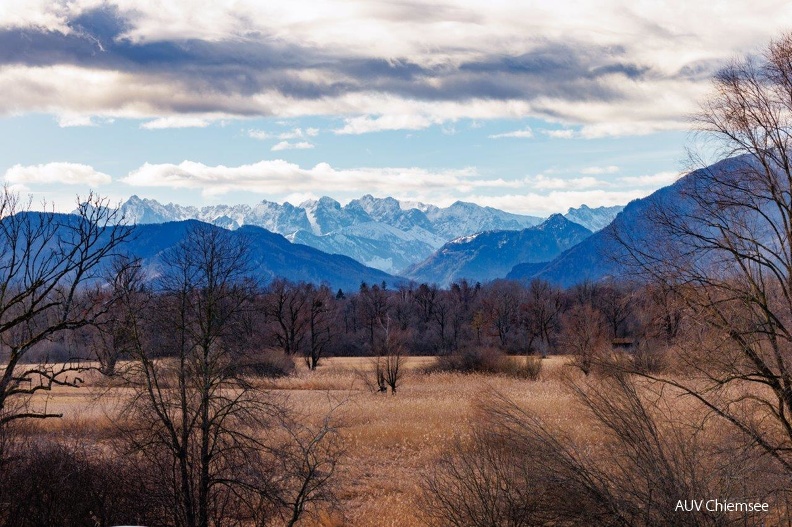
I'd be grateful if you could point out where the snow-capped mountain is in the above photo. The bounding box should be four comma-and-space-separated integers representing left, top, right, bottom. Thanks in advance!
299, 196, 372, 235
112, 195, 548, 274
422, 201, 543, 239
119, 196, 311, 234
564, 204, 623, 232
405, 214, 593, 286
291, 221, 443, 272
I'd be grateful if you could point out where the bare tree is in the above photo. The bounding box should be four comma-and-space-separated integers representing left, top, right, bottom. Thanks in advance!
520, 279, 563, 356
303, 283, 335, 370
558, 304, 609, 376
592, 283, 632, 340
358, 282, 389, 348
413, 283, 438, 325
116, 225, 341, 527
482, 281, 520, 348
613, 33, 792, 477
365, 317, 405, 395
0, 190, 130, 427
78, 256, 147, 376
265, 279, 308, 356
118, 224, 263, 527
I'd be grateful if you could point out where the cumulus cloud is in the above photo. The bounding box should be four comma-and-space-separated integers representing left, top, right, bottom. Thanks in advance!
271, 141, 314, 151
3, 0, 775, 134
4, 162, 112, 186
488, 127, 533, 139
121, 160, 499, 197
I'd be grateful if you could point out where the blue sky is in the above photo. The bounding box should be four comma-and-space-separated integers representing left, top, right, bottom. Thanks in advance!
2, 1, 791, 215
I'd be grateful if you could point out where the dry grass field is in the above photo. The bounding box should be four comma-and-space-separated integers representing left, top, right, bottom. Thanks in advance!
26, 355, 590, 526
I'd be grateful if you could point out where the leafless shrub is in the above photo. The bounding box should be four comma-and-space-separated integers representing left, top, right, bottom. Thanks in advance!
509, 354, 543, 380
258, 409, 344, 527
629, 338, 668, 374
421, 373, 789, 526
428, 347, 542, 379
430, 347, 506, 374
360, 316, 406, 394
0, 437, 159, 527
421, 429, 544, 527
232, 347, 296, 378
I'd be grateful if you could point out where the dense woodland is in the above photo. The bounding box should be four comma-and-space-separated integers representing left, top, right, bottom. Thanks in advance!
46, 273, 670, 376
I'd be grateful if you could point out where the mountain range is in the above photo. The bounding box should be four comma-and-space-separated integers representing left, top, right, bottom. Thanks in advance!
504, 157, 753, 286
116, 220, 397, 292
405, 215, 593, 286
114, 195, 622, 273
58, 157, 771, 289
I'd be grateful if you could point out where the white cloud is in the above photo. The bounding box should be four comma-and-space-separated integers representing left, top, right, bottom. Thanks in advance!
525, 174, 606, 190
271, 141, 315, 151
4, 162, 112, 186
620, 171, 681, 186
56, 114, 116, 128
580, 165, 619, 175
249, 127, 320, 142
544, 129, 577, 139
488, 128, 533, 139
122, 160, 486, 197
140, 116, 213, 129
466, 190, 645, 216
56, 114, 97, 127
0, 0, 75, 33
1, 62, 694, 137
578, 121, 688, 139
277, 128, 316, 139
334, 114, 436, 134
247, 129, 273, 140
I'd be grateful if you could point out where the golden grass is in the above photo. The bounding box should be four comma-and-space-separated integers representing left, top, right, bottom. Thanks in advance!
260, 356, 588, 526
21, 356, 592, 526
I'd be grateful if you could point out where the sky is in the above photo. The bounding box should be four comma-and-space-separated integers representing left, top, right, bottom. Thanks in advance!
1, 0, 792, 215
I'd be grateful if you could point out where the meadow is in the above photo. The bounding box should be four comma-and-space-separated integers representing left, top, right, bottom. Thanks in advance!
30, 356, 581, 526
